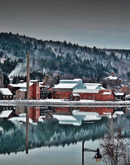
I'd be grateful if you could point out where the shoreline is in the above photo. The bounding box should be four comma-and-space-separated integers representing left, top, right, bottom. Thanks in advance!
0, 99, 130, 107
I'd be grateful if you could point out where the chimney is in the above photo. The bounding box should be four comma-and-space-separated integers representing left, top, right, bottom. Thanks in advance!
111, 72, 114, 77
27, 51, 30, 100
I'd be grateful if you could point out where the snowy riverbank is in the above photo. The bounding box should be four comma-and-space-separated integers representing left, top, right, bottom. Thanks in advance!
0, 99, 130, 107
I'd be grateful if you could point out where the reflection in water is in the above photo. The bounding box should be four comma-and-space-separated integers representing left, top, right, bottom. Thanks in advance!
0, 105, 130, 165
100, 120, 130, 165
26, 107, 29, 154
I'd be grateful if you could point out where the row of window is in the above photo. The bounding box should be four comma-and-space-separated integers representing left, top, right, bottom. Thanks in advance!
3, 95, 12, 99
2, 107, 13, 110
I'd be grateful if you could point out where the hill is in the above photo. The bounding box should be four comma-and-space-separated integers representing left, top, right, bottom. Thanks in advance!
0, 32, 130, 83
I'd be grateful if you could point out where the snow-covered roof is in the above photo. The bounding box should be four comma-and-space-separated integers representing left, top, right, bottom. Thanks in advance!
0, 110, 13, 118
53, 110, 101, 126
125, 94, 130, 98
73, 89, 99, 93
113, 111, 124, 118
53, 115, 82, 126
30, 80, 38, 83
0, 88, 13, 95
9, 81, 34, 88
53, 78, 84, 90
72, 110, 101, 121
60, 79, 82, 84
104, 76, 122, 81
73, 93, 80, 97
54, 83, 77, 89
38, 116, 46, 122
19, 89, 27, 92
114, 92, 124, 96
9, 116, 33, 123
102, 92, 112, 95
84, 83, 102, 89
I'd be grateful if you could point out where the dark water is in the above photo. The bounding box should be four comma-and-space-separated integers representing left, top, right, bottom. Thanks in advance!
0, 106, 130, 165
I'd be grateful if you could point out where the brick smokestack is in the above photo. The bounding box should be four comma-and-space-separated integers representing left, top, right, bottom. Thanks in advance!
111, 72, 114, 77
26, 51, 30, 154
27, 51, 30, 100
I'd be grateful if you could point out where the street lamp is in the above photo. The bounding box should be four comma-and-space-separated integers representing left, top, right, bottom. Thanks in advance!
82, 141, 102, 165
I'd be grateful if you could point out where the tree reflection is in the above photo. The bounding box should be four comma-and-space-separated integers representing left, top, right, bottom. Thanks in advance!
100, 121, 130, 165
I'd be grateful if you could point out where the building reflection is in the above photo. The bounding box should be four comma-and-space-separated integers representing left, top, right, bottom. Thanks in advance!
0, 106, 129, 155
53, 106, 126, 118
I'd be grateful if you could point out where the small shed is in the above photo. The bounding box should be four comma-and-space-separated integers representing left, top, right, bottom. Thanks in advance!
72, 93, 80, 101
0, 88, 13, 100
0, 110, 13, 120
114, 92, 125, 100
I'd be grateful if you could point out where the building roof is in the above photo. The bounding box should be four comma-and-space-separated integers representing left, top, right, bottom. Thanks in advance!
72, 110, 101, 121
84, 83, 102, 89
54, 83, 78, 89
0, 110, 13, 118
114, 92, 124, 96
19, 89, 27, 92
104, 76, 122, 81
54, 79, 85, 90
102, 92, 112, 95
9, 81, 35, 88
73, 89, 100, 93
73, 93, 80, 97
0, 88, 13, 95
60, 79, 82, 84
9, 116, 33, 123
52, 115, 82, 126
125, 94, 130, 98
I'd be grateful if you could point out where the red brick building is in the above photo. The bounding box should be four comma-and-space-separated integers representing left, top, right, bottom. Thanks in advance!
53, 79, 114, 101
73, 89, 114, 101
29, 107, 40, 122
8, 80, 40, 100
53, 79, 86, 100
29, 80, 40, 100
0, 88, 13, 100
103, 73, 122, 91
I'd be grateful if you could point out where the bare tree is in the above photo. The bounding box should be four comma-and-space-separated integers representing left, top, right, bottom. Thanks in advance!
100, 121, 130, 165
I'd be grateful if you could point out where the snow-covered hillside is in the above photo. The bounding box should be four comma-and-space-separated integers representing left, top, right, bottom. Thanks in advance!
0, 32, 130, 81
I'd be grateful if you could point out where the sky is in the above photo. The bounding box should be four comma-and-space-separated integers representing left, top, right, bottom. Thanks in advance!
0, 0, 130, 49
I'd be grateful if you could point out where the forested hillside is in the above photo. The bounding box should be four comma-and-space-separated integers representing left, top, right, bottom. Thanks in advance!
0, 32, 130, 83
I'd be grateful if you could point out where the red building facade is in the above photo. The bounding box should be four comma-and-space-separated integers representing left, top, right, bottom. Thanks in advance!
76, 89, 114, 101
53, 89, 114, 101
29, 81, 40, 100
53, 79, 114, 101
29, 107, 40, 122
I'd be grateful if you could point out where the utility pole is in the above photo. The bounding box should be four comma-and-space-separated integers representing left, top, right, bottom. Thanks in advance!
26, 51, 30, 154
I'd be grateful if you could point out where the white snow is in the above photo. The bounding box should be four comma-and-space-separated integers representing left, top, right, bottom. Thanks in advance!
72, 110, 101, 121
84, 83, 101, 89
0, 110, 13, 118
53, 110, 101, 126
102, 92, 112, 95
54, 83, 77, 89
9, 116, 33, 123
38, 116, 46, 122
104, 76, 122, 80
9, 81, 33, 88
73, 89, 99, 93
114, 92, 124, 96
53, 115, 82, 126
113, 111, 124, 118
0, 88, 13, 95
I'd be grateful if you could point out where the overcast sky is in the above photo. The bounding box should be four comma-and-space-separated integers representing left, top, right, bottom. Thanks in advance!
0, 0, 130, 49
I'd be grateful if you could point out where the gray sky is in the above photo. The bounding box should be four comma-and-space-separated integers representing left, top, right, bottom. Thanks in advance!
0, 0, 130, 49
